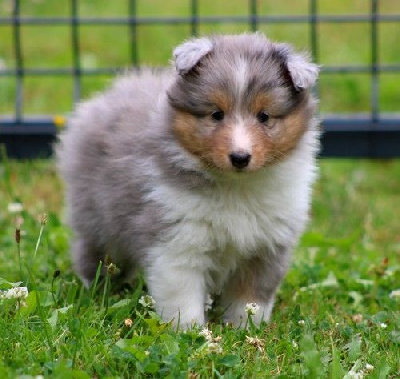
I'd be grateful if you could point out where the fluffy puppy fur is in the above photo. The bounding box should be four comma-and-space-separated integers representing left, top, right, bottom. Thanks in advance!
57, 33, 320, 327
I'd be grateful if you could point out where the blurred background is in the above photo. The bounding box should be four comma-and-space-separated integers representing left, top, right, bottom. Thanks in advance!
0, 5, 399, 376
0, 0, 399, 158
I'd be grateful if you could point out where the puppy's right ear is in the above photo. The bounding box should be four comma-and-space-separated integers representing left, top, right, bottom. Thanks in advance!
173, 37, 214, 75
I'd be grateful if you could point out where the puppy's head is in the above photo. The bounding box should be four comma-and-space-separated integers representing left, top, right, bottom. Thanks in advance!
167, 33, 319, 173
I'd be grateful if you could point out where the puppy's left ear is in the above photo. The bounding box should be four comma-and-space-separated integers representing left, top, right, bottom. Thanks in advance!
173, 37, 214, 75
286, 52, 320, 91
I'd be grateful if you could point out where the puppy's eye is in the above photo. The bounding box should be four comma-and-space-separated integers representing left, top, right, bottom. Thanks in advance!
211, 110, 224, 122
257, 111, 269, 124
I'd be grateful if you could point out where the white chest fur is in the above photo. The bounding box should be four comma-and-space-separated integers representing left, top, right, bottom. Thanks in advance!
144, 140, 317, 324
146, 147, 316, 266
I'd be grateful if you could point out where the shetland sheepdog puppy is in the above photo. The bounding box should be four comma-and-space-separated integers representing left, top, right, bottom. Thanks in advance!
58, 33, 319, 327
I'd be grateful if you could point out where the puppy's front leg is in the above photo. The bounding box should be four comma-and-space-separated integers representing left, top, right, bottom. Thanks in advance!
146, 256, 206, 328
220, 252, 290, 327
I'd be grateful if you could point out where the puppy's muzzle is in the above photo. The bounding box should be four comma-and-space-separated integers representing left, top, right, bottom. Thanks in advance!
229, 152, 251, 169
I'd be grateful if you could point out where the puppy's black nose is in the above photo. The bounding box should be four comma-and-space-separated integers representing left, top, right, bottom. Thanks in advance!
229, 152, 251, 169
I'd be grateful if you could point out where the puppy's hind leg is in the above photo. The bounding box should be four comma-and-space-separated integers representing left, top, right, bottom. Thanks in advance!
71, 236, 105, 287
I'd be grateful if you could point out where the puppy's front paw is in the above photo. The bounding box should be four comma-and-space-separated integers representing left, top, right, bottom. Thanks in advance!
156, 303, 205, 329
147, 263, 206, 329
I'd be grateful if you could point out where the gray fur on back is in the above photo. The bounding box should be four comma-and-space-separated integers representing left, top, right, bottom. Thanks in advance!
58, 70, 176, 277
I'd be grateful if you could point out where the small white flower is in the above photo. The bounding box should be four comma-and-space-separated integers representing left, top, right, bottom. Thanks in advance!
383, 269, 394, 278
365, 363, 374, 372
199, 328, 213, 342
344, 360, 365, 379
245, 336, 265, 352
204, 294, 214, 311
298, 319, 305, 325
15, 287, 28, 299
389, 289, 400, 298
0, 286, 28, 300
7, 202, 23, 213
206, 342, 223, 354
352, 314, 364, 323
213, 335, 222, 343
124, 318, 133, 328
138, 295, 156, 308
379, 322, 387, 329
245, 302, 260, 316
344, 370, 364, 379
292, 340, 298, 349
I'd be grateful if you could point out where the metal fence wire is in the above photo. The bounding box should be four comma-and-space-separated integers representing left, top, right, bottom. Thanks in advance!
0, 0, 399, 158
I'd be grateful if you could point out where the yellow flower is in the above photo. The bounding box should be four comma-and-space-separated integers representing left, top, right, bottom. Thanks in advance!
53, 115, 66, 128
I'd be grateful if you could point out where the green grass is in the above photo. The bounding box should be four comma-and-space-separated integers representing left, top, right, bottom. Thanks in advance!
0, 0, 400, 116
0, 159, 399, 378
0, 1, 399, 377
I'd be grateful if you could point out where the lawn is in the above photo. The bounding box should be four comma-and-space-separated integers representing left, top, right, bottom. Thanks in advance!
0, 1, 399, 378
0, 159, 399, 377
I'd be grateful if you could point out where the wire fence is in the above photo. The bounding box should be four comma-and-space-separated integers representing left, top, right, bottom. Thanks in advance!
0, 0, 399, 158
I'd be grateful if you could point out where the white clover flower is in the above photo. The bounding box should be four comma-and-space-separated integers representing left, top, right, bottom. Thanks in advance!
138, 295, 156, 308
344, 360, 365, 379
199, 328, 213, 342
199, 328, 223, 354
15, 287, 28, 299
379, 322, 387, 328
245, 302, 260, 316
206, 342, 223, 354
389, 289, 400, 298
292, 340, 298, 349
204, 294, 214, 311
365, 363, 374, 372
352, 314, 364, 323
124, 318, 133, 328
0, 286, 28, 300
7, 202, 23, 213
213, 335, 222, 343
344, 370, 364, 379
298, 319, 305, 325
245, 336, 265, 352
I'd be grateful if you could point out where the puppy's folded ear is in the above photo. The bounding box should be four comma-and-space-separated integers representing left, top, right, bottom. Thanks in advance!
173, 37, 214, 75
286, 52, 320, 90
276, 43, 319, 90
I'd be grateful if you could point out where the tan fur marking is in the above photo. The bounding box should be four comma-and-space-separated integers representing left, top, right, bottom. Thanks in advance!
172, 111, 224, 169
251, 93, 274, 114
248, 126, 272, 170
208, 125, 234, 170
250, 91, 289, 117
209, 89, 233, 112
173, 94, 314, 172
172, 112, 206, 155
268, 99, 314, 163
